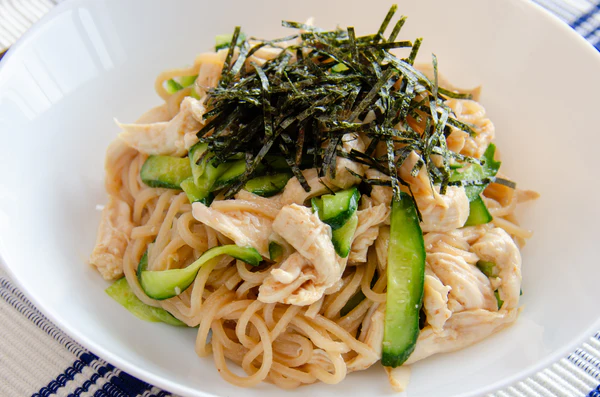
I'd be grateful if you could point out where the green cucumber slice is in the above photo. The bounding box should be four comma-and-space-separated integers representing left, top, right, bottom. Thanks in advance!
311, 187, 359, 230
331, 212, 358, 258
244, 173, 292, 197
106, 277, 185, 326
382, 193, 425, 367
464, 196, 493, 226
140, 155, 192, 189
139, 245, 262, 300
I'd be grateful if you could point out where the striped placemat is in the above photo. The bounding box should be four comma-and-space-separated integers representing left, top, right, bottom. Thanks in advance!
1, 1, 600, 396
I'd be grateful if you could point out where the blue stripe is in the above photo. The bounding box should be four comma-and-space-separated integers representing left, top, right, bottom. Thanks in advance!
589, 384, 600, 397
592, 33, 600, 50
32, 358, 92, 397
100, 381, 130, 397
571, 1, 600, 30
70, 373, 101, 397
584, 20, 600, 39
110, 372, 153, 396
94, 389, 110, 397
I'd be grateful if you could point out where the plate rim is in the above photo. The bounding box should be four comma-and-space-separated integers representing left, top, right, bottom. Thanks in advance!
1, 0, 600, 396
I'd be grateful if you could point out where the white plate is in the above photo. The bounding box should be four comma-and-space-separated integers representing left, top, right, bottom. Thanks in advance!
1, 0, 599, 396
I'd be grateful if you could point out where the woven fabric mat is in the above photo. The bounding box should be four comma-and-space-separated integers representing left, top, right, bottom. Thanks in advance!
1, 1, 600, 396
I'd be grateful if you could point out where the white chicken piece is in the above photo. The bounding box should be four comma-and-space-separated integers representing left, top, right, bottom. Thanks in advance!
427, 252, 497, 313
406, 308, 518, 365
400, 151, 470, 232
247, 45, 285, 67
424, 227, 486, 266
445, 99, 495, 159
117, 97, 206, 156
191, 201, 273, 257
418, 186, 470, 233
348, 204, 388, 263
361, 168, 392, 225
89, 196, 134, 280
348, 226, 378, 263
471, 228, 522, 310
422, 272, 452, 332
326, 133, 368, 189
280, 168, 338, 206
259, 253, 323, 305
384, 366, 412, 393
135, 103, 172, 124
194, 51, 227, 96
258, 204, 344, 306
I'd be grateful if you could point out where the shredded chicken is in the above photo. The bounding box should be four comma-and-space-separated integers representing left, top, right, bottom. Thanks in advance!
117, 97, 205, 156
427, 252, 497, 312
280, 168, 337, 206
415, 225, 523, 363
348, 227, 378, 263
423, 272, 452, 332
89, 196, 134, 280
191, 201, 273, 257
348, 204, 388, 263
258, 204, 344, 306
384, 366, 412, 393
327, 133, 368, 189
471, 228, 522, 310
136, 103, 172, 123
445, 99, 495, 159
400, 151, 470, 232
194, 51, 226, 97
406, 309, 518, 364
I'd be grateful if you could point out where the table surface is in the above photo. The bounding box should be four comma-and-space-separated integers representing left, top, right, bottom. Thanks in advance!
0, 1, 600, 396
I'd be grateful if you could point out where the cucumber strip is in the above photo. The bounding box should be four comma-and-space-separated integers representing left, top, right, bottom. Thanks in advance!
215, 32, 247, 51
180, 177, 213, 205
212, 160, 247, 191
382, 193, 425, 368
165, 79, 184, 94
189, 142, 209, 186
197, 159, 231, 192
190, 89, 201, 100
476, 260, 497, 278
140, 155, 192, 189
268, 241, 283, 261
311, 197, 324, 217
264, 156, 291, 171
464, 196, 493, 226
244, 173, 292, 197
331, 63, 349, 73
179, 75, 198, 87
331, 212, 358, 257
212, 157, 291, 192
450, 144, 501, 201
137, 250, 149, 284
188, 142, 231, 192
140, 245, 262, 300
311, 187, 359, 230
106, 277, 186, 326
494, 290, 504, 309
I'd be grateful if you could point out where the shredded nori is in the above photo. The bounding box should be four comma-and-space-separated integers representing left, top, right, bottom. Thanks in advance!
196, 5, 480, 200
